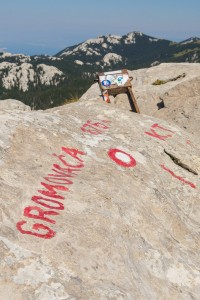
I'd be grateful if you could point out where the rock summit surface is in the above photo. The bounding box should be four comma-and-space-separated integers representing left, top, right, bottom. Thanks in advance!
0, 94, 200, 299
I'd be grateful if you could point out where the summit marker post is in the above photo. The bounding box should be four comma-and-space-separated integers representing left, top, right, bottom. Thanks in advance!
95, 69, 140, 113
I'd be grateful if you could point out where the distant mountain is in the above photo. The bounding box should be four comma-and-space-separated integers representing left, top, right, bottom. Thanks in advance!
0, 54, 65, 92
0, 32, 200, 109
56, 32, 200, 68
0, 52, 92, 109
180, 37, 200, 45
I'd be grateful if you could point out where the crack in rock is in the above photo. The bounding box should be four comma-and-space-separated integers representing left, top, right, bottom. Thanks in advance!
164, 149, 198, 175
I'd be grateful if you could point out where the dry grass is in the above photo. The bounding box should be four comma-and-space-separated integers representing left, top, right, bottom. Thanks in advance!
63, 94, 80, 105
152, 79, 167, 85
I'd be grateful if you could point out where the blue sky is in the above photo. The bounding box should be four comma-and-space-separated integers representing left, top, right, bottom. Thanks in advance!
0, 0, 200, 55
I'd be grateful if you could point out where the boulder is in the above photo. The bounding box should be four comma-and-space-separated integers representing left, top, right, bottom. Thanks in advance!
81, 63, 200, 142
154, 76, 200, 142
0, 99, 200, 299
0, 99, 31, 111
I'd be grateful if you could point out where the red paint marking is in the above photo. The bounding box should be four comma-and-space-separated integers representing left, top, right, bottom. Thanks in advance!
90, 121, 110, 130
186, 140, 200, 151
145, 123, 175, 141
52, 154, 84, 168
102, 120, 111, 123
62, 147, 85, 162
44, 177, 73, 185
145, 130, 172, 141
38, 182, 69, 198
52, 147, 86, 168
24, 206, 59, 224
81, 119, 111, 135
160, 164, 196, 189
81, 124, 102, 135
52, 164, 81, 176
16, 147, 87, 239
151, 123, 174, 133
48, 169, 75, 178
16, 221, 55, 239
32, 196, 64, 210
108, 149, 136, 168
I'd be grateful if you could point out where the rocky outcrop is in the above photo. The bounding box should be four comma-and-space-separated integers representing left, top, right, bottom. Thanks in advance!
0, 99, 31, 111
0, 62, 65, 92
0, 98, 200, 299
81, 63, 200, 142
154, 75, 200, 140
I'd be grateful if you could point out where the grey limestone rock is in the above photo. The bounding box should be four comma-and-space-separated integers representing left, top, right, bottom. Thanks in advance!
0, 99, 31, 112
81, 63, 200, 143
0, 99, 200, 299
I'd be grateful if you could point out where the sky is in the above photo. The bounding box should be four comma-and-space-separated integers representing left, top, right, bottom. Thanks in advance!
0, 0, 200, 55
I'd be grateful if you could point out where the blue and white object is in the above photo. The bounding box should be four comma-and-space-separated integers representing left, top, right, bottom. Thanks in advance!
102, 80, 111, 87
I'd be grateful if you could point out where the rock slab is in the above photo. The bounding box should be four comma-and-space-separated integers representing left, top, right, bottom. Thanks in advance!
0, 99, 200, 299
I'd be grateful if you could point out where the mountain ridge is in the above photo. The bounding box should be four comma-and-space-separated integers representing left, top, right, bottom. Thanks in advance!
0, 31, 200, 109
56, 31, 200, 68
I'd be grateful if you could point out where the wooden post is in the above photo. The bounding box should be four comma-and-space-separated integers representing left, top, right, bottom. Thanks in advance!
96, 69, 140, 113
127, 87, 140, 113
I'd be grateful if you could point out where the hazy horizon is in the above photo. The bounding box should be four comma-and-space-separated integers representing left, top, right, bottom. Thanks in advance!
1, 33, 199, 57
1, 0, 200, 56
